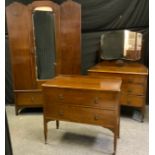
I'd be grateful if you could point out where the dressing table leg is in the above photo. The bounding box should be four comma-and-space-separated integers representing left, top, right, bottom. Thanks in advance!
15, 106, 19, 115
117, 115, 120, 138
113, 129, 117, 155
44, 119, 47, 144
141, 106, 145, 122
56, 120, 59, 129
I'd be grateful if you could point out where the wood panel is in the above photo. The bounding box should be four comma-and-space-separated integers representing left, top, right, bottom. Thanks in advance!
60, 0, 81, 74
6, 2, 35, 90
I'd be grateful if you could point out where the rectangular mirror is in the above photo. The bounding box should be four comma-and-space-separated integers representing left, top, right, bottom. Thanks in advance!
100, 30, 142, 61
32, 8, 56, 80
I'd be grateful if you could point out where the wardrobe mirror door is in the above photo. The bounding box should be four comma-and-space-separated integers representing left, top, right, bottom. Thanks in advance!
32, 7, 56, 80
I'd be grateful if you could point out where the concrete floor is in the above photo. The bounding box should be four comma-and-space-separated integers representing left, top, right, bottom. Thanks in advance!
6, 105, 149, 155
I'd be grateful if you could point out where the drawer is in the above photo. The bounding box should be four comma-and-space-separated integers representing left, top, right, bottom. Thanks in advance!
122, 75, 146, 84
122, 83, 145, 95
120, 94, 145, 107
43, 88, 119, 110
88, 72, 146, 84
15, 92, 43, 106
45, 103, 116, 127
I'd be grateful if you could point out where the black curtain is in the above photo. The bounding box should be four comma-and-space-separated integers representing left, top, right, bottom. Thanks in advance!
5, 0, 149, 103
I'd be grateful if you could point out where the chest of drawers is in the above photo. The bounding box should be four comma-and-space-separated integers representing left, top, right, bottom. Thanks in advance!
88, 60, 148, 121
42, 75, 122, 155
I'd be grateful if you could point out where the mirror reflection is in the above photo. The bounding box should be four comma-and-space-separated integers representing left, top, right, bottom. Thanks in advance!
32, 6, 56, 80
100, 30, 142, 61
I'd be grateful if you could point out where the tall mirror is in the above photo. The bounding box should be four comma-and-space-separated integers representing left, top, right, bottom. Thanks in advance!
32, 6, 56, 80
100, 30, 143, 61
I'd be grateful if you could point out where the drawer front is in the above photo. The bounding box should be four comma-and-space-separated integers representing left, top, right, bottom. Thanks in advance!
120, 94, 145, 107
88, 72, 146, 84
44, 88, 119, 109
15, 92, 43, 106
122, 83, 145, 95
45, 103, 116, 127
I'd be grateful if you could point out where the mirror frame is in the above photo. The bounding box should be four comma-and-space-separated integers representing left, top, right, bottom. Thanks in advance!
28, 1, 61, 87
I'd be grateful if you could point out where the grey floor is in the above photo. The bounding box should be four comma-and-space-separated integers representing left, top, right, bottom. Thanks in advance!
6, 105, 149, 155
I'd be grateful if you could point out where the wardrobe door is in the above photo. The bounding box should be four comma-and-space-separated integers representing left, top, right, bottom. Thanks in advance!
6, 2, 35, 90
60, 1, 81, 74
29, 1, 61, 85
33, 10, 56, 80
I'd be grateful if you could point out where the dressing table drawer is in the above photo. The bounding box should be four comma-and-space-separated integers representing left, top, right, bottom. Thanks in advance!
88, 72, 146, 84
44, 88, 119, 109
122, 75, 146, 84
120, 94, 144, 107
45, 103, 115, 127
122, 83, 145, 95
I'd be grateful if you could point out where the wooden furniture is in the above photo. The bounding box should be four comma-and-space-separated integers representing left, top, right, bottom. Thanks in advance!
6, 0, 81, 114
42, 75, 122, 155
88, 60, 148, 121
60, 1, 81, 74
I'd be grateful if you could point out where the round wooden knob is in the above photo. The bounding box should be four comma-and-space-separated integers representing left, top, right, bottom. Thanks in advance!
58, 94, 64, 100
94, 115, 100, 120
59, 111, 64, 116
31, 97, 34, 102
94, 97, 99, 104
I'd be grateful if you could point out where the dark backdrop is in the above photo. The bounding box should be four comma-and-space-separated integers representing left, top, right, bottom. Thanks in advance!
5, 0, 149, 103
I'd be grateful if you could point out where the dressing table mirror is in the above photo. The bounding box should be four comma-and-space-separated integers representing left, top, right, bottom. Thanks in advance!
100, 30, 143, 62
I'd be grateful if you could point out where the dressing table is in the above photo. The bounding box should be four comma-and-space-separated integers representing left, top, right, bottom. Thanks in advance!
88, 60, 148, 121
42, 75, 122, 155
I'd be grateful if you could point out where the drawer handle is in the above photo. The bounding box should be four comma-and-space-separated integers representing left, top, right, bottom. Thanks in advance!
94, 115, 100, 120
94, 97, 99, 104
58, 94, 64, 100
59, 111, 64, 116
31, 97, 34, 102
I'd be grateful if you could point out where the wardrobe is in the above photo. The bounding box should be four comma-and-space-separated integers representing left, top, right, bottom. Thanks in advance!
6, 0, 81, 114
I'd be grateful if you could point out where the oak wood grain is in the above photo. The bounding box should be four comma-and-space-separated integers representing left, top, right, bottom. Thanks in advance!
60, 0, 81, 74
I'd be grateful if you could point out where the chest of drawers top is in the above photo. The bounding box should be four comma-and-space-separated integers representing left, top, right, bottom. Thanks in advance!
88, 61, 148, 75
42, 75, 122, 92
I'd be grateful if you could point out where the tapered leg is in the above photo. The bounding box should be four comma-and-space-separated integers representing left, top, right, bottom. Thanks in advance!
141, 105, 145, 122
15, 106, 18, 116
44, 119, 47, 144
56, 120, 59, 129
117, 118, 120, 138
113, 130, 117, 155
